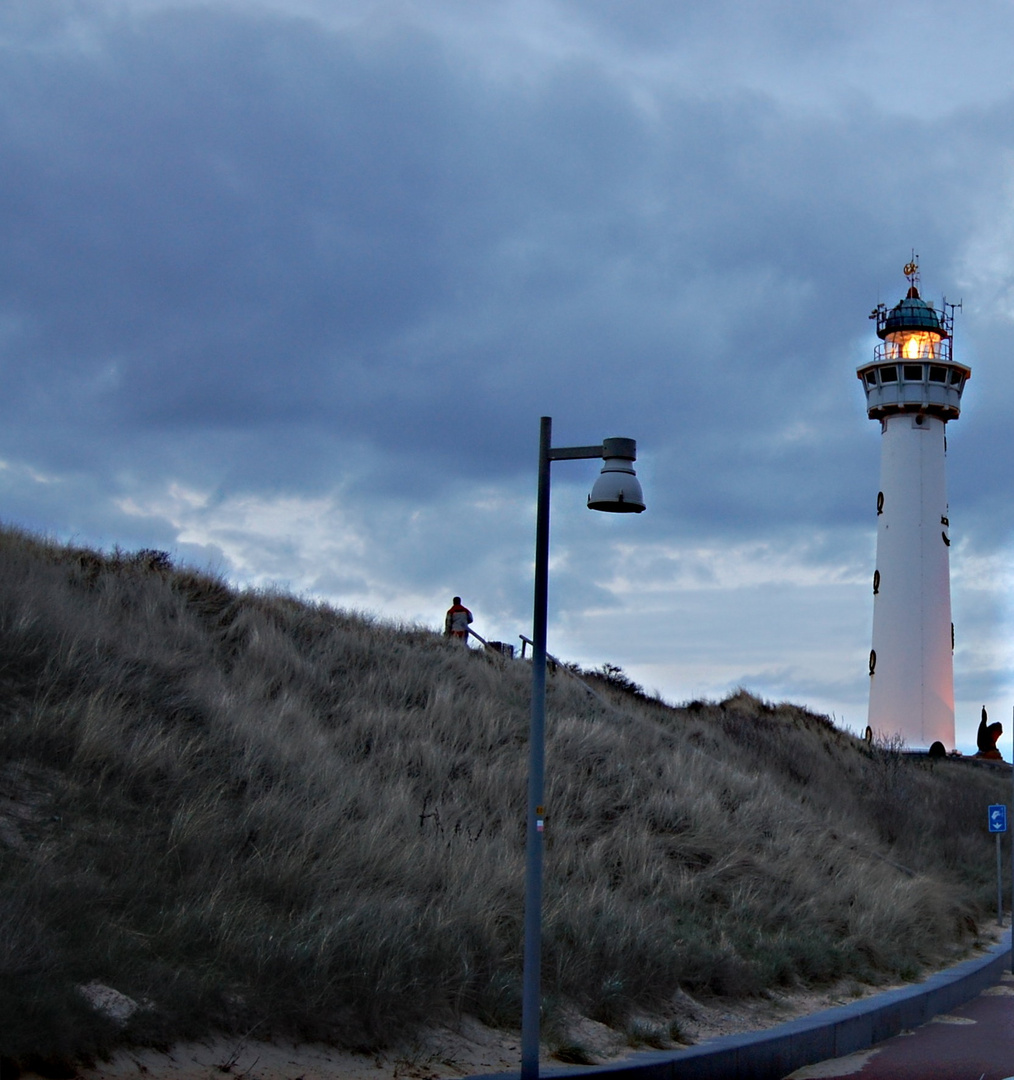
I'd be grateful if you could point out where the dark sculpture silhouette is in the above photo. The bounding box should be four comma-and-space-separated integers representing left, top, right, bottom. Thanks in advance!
975, 706, 1004, 760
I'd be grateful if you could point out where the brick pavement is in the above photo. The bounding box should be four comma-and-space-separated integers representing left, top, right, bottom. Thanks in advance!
785, 972, 1014, 1080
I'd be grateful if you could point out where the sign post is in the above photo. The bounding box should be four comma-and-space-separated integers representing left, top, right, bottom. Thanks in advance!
989, 804, 1007, 928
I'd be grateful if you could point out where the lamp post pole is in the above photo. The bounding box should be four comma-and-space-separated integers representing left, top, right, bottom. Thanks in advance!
521, 417, 553, 1080
520, 416, 645, 1080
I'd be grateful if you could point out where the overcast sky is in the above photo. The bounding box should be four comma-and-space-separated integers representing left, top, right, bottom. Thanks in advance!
3, 0, 1014, 753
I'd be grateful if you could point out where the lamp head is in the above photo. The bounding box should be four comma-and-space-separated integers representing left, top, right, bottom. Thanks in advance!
587, 437, 646, 513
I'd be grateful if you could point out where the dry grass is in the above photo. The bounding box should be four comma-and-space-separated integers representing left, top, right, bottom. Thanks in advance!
0, 524, 1007, 1069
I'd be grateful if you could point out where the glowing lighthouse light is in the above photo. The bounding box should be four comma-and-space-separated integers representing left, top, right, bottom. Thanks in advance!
858, 261, 968, 751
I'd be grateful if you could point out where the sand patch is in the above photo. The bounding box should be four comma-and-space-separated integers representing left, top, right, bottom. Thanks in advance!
75, 932, 1010, 1080
784, 1048, 880, 1078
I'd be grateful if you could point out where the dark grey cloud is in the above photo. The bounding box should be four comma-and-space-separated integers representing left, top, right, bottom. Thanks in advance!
2, 4, 999, 484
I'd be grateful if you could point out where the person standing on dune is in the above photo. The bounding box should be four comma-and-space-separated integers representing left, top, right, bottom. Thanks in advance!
444, 597, 473, 642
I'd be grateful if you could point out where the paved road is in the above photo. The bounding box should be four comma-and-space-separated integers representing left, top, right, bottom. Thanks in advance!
785, 972, 1014, 1079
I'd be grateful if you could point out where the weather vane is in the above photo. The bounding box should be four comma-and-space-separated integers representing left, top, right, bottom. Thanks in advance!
903, 253, 919, 289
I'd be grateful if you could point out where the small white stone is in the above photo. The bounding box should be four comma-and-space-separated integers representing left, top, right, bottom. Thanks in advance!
76, 982, 140, 1024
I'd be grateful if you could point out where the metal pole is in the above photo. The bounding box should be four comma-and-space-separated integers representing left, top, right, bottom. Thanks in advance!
998, 831, 1004, 928
1010, 706, 1013, 967
521, 417, 552, 1080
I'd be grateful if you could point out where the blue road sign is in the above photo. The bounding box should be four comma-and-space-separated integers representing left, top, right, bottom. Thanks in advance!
989, 804, 1007, 833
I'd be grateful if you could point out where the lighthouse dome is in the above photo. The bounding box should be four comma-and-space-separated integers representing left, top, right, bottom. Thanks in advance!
877, 287, 944, 339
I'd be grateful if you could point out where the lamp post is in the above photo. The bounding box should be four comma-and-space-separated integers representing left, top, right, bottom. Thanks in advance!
521, 416, 645, 1080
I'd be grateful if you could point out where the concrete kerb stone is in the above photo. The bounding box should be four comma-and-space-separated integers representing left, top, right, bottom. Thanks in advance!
470, 931, 1012, 1080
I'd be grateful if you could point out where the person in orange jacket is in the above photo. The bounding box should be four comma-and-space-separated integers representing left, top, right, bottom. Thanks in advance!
444, 597, 473, 641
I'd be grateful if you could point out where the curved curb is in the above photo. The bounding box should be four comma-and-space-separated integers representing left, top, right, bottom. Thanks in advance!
471, 932, 1012, 1080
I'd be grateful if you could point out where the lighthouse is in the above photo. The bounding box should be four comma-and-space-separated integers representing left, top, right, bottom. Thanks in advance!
858, 262, 968, 750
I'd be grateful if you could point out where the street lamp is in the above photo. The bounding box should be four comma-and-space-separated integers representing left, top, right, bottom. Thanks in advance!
521, 416, 646, 1080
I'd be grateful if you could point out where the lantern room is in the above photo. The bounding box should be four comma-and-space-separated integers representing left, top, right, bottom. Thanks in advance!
857, 266, 968, 422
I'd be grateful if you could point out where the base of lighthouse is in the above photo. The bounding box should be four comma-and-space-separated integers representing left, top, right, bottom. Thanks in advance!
868, 413, 955, 749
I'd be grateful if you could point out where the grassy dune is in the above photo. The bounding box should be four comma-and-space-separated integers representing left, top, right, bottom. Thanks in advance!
0, 525, 1008, 1068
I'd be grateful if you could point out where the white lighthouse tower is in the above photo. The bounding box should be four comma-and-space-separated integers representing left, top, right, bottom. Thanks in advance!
858, 262, 968, 750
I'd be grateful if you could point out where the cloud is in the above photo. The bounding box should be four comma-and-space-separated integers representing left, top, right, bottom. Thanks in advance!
1, 0, 1013, 752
